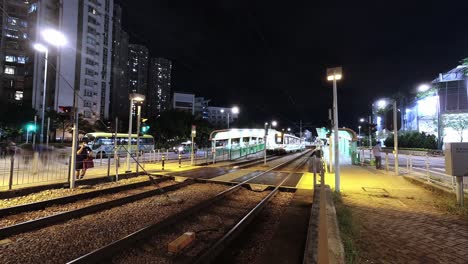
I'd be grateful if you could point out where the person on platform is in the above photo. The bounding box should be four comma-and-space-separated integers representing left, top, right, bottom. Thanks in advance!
76, 140, 93, 179
372, 142, 382, 169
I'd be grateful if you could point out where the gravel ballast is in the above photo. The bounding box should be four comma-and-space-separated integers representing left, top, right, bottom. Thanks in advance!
0, 183, 229, 264
220, 192, 294, 264
0, 180, 177, 228
0, 175, 153, 209
112, 188, 270, 263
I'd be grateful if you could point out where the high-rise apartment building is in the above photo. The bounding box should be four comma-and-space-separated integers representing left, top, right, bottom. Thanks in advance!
0, 1, 32, 106
30, 0, 60, 115
128, 44, 148, 95
148, 57, 171, 117
55, 0, 114, 122
109, 3, 128, 121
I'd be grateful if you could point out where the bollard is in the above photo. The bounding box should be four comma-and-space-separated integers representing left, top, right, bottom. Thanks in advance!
426, 155, 430, 182
162, 155, 165, 170
100, 151, 103, 166
157, 149, 160, 162
8, 155, 14, 190
409, 154, 413, 174
107, 151, 111, 177
68, 156, 72, 185
360, 149, 364, 166
178, 153, 182, 168
385, 153, 389, 172
115, 149, 119, 182
406, 156, 409, 174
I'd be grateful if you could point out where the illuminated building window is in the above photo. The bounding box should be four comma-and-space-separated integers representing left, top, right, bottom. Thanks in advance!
5, 55, 15, 62
14, 91, 23, 101
4, 66, 15, 75
17, 56, 26, 64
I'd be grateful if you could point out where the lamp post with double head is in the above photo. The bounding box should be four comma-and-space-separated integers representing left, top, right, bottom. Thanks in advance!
126, 93, 145, 172
327, 66, 342, 192
34, 29, 67, 145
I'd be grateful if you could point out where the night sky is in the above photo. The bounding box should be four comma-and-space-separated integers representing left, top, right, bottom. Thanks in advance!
120, 0, 468, 131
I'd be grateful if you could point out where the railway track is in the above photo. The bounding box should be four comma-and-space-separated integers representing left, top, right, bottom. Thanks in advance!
67, 150, 311, 264
0, 178, 188, 239
0, 151, 309, 263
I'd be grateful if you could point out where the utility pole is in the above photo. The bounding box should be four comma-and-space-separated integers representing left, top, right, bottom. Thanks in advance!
332, 78, 340, 192
300, 120, 302, 144
368, 115, 372, 148
393, 100, 399, 175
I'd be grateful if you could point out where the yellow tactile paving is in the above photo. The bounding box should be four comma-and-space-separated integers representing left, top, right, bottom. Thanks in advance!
295, 172, 315, 190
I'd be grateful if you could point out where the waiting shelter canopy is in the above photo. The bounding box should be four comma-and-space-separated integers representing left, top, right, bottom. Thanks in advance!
209, 128, 266, 141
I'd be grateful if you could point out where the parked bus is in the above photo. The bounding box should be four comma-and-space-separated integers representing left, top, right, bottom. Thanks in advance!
83, 132, 155, 157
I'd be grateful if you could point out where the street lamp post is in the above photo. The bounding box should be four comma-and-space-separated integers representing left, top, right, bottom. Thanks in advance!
33, 44, 48, 144
222, 106, 239, 129
263, 120, 277, 165
358, 125, 361, 145
34, 29, 67, 146
231, 106, 239, 128
377, 98, 399, 175
327, 67, 342, 193
126, 93, 145, 172
393, 100, 399, 176
220, 109, 225, 128
264, 122, 268, 165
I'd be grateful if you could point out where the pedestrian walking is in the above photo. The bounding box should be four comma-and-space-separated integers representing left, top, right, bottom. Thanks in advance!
372, 142, 382, 169
76, 140, 93, 179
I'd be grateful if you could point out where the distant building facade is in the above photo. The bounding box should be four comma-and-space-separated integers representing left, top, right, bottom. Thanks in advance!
109, 3, 129, 121
55, 0, 114, 121
0, 1, 40, 107
173, 92, 195, 114
147, 57, 171, 117
30, 0, 60, 115
127, 44, 148, 95
194, 96, 210, 119
206, 106, 238, 127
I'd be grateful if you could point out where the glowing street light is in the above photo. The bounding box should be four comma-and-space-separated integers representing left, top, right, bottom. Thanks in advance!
359, 118, 365, 122
327, 66, 343, 192
418, 84, 430, 92
41, 28, 67, 46
287, 127, 291, 132
271, 120, 277, 127
377, 99, 387, 109
34, 29, 67, 146
126, 93, 145, 172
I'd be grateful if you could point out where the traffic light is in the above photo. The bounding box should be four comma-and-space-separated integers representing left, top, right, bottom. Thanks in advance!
369, 123, 377, 133
26, 123, 36, 132
385, 109, 402, 131
141, 125, 150, 133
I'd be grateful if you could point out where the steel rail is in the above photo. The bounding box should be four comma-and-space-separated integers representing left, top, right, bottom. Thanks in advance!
66, 150, 310, 264
0, 180, 191, 239
0, 177, 169, 216
192, 152, 312, 263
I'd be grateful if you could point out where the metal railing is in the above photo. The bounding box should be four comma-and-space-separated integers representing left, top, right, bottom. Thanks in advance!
358, 148, 467, 192
0, 149, 213, 190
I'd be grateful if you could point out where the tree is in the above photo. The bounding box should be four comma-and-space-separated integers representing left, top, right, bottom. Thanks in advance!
46, 110, 71, 143
0, 103, 37, 141
443, 113, 468, 142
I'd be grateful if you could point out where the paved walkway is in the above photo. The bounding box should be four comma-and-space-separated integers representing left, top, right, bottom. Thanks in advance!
324, 165, 468, 263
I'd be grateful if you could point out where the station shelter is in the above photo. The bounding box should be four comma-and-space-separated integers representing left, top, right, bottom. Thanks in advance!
209, 129, 266, 161
316, 127, 359, 165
